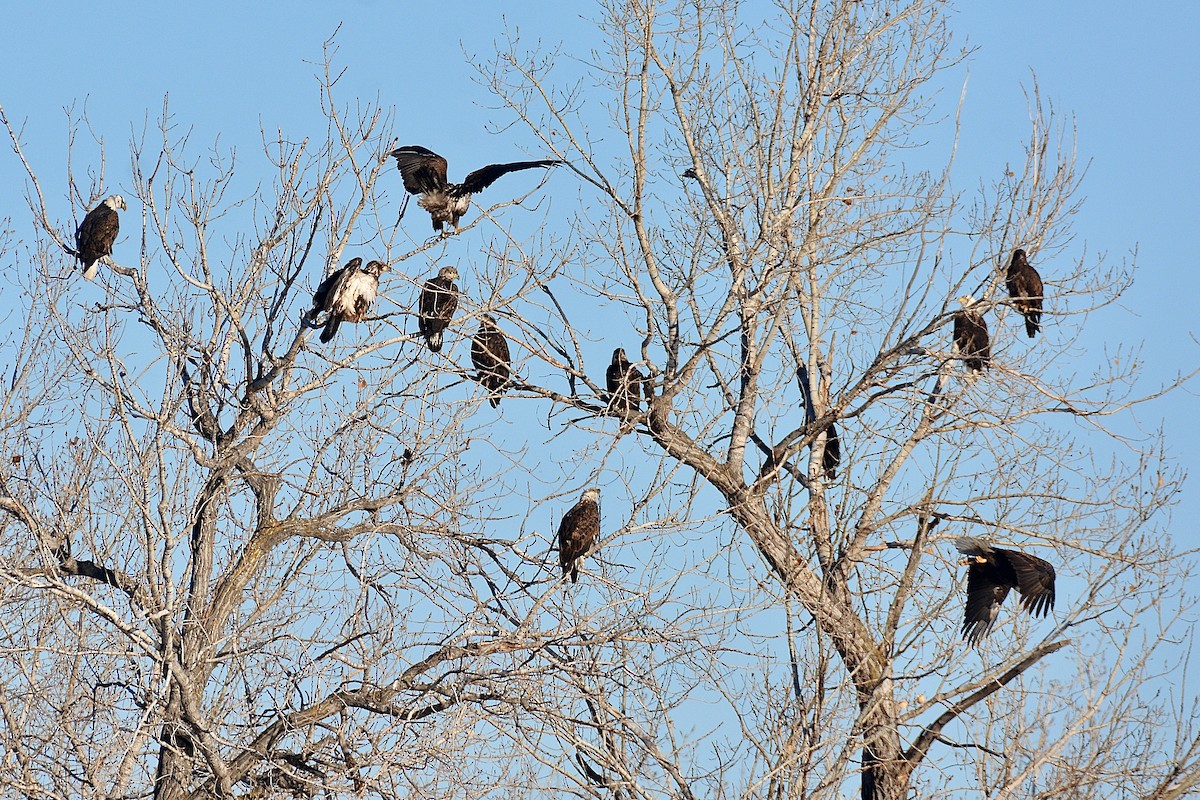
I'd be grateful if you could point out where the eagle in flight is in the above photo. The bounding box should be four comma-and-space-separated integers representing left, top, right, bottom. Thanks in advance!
605, 348, 650, 415
418, 266, 460, 353
1005, 248, 1044, 338
558, 488, 601, 583
311, 258, 387, 343
75, 194, 126, 279
388, 145, 562, 232
471, 314, 513, 407
954, 536, 1056, 645
953, 296, 991, 372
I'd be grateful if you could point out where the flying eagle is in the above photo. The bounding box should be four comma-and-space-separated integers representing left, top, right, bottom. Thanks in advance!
954, 536, 1056, 645
471, 314, 512, 407
605, 348, 650, 415
798, 364, 841, 479
388, 145, 562, 232
953, 296, 990, 372
75, 194, 126, 280
558, 487, 601, 583
418, 266, 460, 353
1005, 248, 1044, 338
311, 258, 386, 343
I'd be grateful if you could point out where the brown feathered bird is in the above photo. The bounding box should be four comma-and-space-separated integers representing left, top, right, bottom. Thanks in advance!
953, 296, 991, 372
388, 145, 562, 232
471, 314, 512, 407
418, 266, 460, 353
605, 348, 650, 415
75, 194, 126, 279
1005, 248, 1044, 338
558, 488, 601, 583
311, 258, 386, 343
798, 364, 841, 479
954, 536, 1056, 645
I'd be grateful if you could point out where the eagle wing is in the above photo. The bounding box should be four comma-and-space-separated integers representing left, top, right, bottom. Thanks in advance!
390, 146, 450, 194
557, 497, 599, 583
459, 159, 563, 195
75, 204, 120, 266
1002, 548, 1056, 618
962, 561, 1011, 645
822, 422, 841, 479
953, 310, 991, 371
313, 258, 360, 312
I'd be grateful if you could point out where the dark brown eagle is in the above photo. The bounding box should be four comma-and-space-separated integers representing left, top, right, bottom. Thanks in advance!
388, 145, 563, 232
953, 296, 990, 372
418, 266, 460, 353
798, 364, 841, 479
558, 487, 601, 583
75, 194, 126, 280
605, 348, 650, 415
471, 314, 512, 407
311, 258, 387, 343
1006, 248, 1044, 338
954, 536, 1056, 645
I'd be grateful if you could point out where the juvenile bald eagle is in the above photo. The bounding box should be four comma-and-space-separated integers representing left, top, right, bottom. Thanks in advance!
1006, 248, 1044, 338
953, 296, 990, 372
798, 364, 841, 480
471, 314, 512, 407
311, 258, 386, 343
389, 145, 562, 232
605, 348, 650, 415
418, 266, 460, 353
558, 487, 601, 583
954, 536, 1056, 645
75, 194, 126, 279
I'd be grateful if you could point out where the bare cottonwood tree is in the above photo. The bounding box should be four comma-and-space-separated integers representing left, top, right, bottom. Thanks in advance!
460, 1, 1199, 799
2, 3, 1198, 800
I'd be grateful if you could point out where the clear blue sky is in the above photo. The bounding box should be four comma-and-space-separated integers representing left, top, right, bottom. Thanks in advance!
2, 0, 1196, 623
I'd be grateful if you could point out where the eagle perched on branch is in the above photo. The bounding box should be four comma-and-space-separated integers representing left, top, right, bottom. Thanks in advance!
388, 145, 562, 232
954, 536, 1056, 645
311, 258, 387, 343
558, 488, 601, 583
953, 296, 991, 372
75, 194, 126, 280
471, 314, 513, 407
1005, 248, 1044, 338
418, 266, 460, 353
605, 348, 650, 415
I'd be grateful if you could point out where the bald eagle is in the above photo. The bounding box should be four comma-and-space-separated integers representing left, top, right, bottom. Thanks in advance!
389, 145, 562, 232
75, 194, 126, 280
471, 314, 512, 407
954, 536, 1056, 645
953, 296, 990, 372
1006, 249, 1044, 338
605, 348, 650, 415
311, 258, 386, 343
558, 488, 601, 583
797, 364, 841, 480
418, 266, 460, 353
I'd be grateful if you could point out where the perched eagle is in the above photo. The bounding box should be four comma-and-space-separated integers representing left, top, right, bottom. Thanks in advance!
954, 536, 1056, 645
311, 258, 386, 343
418, 266, 460, 353
798, 364, 841, 480
471, 314, 512, 407
1005, 248, 1044, 338
558, 487, 601, 583
388, 145, 562, 232
953, 296, 991, 372
605, 348, 650, 415
75, 194, 126, 280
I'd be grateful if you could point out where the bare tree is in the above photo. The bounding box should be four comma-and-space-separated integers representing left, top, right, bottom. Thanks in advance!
1, 3, 1197, 800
